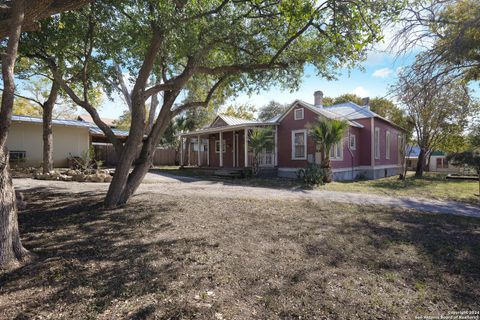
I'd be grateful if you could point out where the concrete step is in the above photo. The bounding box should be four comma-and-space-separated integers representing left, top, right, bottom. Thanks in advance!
214, 169, 245, 178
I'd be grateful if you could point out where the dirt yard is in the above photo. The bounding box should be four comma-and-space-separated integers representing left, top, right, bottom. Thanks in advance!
1, 178, 479, 319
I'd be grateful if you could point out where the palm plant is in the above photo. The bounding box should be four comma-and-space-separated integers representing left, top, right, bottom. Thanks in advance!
249, 128, 274, 176
310, 117, 348, 182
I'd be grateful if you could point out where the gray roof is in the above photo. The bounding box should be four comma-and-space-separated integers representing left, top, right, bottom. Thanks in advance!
12, 114, 93, 128
323, 101, 377, 120
12, 114, 129, 137
320, 101, 405, 131
288, 100, 364, 128
216, 114, 262, 126
88, 127, 129, 137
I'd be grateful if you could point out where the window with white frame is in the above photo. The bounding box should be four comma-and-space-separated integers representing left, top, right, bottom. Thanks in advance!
374, 127, 380, 159
291, 130, 307, 160
386, 130, 391, 159
215, 140, 226, 153
349, 134, 356, 150
329, 141, 343, 160
294, 108, 304, 120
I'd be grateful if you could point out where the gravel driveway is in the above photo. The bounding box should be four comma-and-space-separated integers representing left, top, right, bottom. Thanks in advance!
14, 171, 480, 218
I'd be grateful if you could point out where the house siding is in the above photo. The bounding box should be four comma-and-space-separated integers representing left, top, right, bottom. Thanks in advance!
373, 118, 401, 166
353, 118, 372, 166
331, 126, 362, 170
7, 122, 90, 167
206, 130, 246, 168
182, 101, 406, 181
277, 103, 317, 168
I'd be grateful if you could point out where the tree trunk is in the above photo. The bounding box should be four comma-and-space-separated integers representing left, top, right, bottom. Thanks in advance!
415, 148, 426, 177
147, 92, 158, 134
42, 81, 60, 173
425, 151, 432, 172
322, 157, 333, 183
0, 0, 33, 270
104, 110, 172, 208
0, 148, 33, 269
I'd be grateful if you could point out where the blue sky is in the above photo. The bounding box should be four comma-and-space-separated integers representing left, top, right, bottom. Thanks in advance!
99, 47, 418, 120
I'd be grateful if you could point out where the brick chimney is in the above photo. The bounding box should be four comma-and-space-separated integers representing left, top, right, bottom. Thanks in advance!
361, 97, 370, 110
314, 90, 323, 107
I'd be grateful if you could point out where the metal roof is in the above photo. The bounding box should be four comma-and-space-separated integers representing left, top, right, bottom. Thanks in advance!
323, 101, 377, 120
89, 127, 129, 137
12, 114, 129, 137
279, 100, 364, 128
215, 114, 262, 126
12, 114, 93, 128
406, 146, 446, 158
323, 101, 406, 131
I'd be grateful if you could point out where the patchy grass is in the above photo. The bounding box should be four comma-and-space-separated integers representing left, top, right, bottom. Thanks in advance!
157, 168, 479, 203
1, 188, 479, 319
320, 172, 479, 204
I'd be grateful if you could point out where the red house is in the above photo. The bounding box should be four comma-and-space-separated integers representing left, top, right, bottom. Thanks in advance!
179, 91, 406, 180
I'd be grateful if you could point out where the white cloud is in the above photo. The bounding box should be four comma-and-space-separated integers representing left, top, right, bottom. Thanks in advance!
372, 67, 393, 78
351, 86, 370, 98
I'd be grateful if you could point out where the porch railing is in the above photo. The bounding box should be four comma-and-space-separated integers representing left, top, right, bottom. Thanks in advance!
248, 152, 275, 167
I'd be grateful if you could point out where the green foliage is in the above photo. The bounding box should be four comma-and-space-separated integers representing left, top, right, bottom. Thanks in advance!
249, 128, 274, 176
323, 94, 363, 106
432, 0, 480, 82
222, 104, 256, 120
394, 68, 479, 162
468, 125, 480, 149
258, 100, 289, 121
13, 98, 42, 117
369, 97, 411, 131
297, 164, 325, 187
448, 151, 480, 173
113, 111, 131, 130
310, 117, 348, 182
447, 150, 480, 196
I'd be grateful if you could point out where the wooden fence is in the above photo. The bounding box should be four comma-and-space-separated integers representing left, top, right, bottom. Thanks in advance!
93, 144, 177, 166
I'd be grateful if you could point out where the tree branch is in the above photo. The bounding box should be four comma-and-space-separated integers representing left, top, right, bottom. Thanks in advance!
171, 76, 228, 117
0, 0, 91, 38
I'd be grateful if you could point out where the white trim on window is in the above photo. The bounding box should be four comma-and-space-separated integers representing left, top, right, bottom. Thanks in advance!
294, 108, 304, 120
349, 134, 356, 150
329, 141, 344, 161
291, 129, 307, 160
215, 140, 226, 153
374, 127, 380, 159
386, 130, 391, 159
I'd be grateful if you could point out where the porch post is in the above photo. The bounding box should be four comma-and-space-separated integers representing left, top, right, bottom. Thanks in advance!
197, 134, 201, 167
274, 126, 278, 166
244, 127, 248, 167
206, 135, 210, 166
219, 131, 223, 167
180, 136, 184, 166
187, 137, 191, 166
232, 130, 236, 167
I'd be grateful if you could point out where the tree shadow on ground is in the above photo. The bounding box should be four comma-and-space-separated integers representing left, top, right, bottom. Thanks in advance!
1, 188, 479, 319
0, 188, 213, 319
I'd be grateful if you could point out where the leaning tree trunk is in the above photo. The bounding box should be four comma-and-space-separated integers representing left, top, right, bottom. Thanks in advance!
0, 148, 32, 269
104, 107, 172, 208
0, 0, 33, 269
415, 148, 426, 177
42, 81, 60, 173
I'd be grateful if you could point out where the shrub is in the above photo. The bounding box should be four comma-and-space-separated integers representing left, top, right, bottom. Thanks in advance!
297, 164, 325, 187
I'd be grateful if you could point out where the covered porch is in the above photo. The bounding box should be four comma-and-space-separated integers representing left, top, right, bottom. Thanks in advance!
179, 125, 278, 169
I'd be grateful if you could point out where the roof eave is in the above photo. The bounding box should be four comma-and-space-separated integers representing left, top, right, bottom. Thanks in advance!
178, 122, 279, 137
